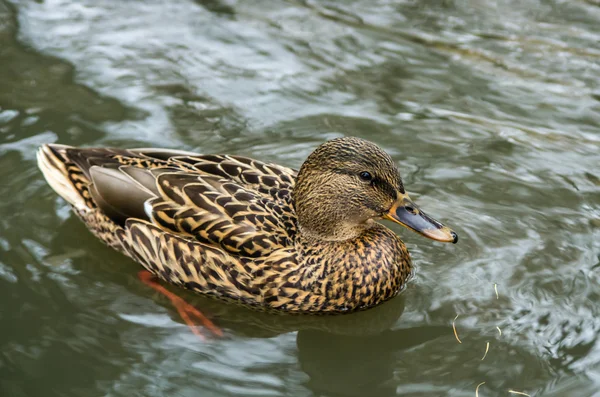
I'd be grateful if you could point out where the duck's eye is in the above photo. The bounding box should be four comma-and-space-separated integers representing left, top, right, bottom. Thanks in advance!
359, 171, 373, 182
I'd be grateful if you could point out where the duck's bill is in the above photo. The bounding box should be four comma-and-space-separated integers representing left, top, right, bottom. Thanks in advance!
383, 195, 458, 244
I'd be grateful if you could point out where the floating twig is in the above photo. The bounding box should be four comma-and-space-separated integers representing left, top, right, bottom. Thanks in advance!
508, 390, 530, 396
494, 283, 499, 299
475, 381, 485, 397
453, 314, 462, 343
481, 342, 490, 360
496, 326, 502, 336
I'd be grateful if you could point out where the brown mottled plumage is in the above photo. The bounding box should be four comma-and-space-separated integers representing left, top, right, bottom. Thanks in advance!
37, 137, 456, 313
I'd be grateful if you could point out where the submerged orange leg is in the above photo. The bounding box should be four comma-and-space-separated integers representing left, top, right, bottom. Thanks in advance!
138, 270, 223, 339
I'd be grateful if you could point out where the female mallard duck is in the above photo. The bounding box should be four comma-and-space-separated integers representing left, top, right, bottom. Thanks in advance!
38, 137, 457, 316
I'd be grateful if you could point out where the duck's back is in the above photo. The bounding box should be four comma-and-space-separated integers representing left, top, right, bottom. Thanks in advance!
38, 144, 299, 258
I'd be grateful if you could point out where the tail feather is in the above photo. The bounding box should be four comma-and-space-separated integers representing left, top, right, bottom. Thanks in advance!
37, 144, 88, 209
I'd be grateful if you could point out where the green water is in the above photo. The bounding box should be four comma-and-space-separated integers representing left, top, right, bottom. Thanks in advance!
1, 0, 599, 396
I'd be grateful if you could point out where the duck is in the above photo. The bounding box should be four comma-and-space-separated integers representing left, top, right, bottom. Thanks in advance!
37, 137, 457, 318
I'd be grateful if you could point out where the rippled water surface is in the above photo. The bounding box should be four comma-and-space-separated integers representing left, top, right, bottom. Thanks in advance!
1, 0, 600, 396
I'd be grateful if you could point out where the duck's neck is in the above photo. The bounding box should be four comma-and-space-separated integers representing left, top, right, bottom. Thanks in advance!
298, 219, 376, 242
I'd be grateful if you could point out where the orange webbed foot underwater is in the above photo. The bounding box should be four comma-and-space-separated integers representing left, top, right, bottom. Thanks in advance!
138, 270, 223, 340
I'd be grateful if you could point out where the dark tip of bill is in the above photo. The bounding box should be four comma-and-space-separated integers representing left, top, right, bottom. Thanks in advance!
451, 231, 458, 244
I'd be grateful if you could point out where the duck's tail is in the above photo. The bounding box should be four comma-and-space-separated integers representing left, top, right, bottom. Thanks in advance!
37, 144, 90, 210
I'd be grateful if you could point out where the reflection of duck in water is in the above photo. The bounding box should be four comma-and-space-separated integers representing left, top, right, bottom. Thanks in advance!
38, 137, 456, 335
189, 295, 446, 397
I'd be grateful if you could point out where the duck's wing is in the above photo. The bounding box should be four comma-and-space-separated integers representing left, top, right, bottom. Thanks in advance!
144, 170, 297, 257
44, 145, 298, 257
155, 152, 297, 202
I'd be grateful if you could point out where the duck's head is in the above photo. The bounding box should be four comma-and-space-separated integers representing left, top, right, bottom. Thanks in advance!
293, 137, 457, 243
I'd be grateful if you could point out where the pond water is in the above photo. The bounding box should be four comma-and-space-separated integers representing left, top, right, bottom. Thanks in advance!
1, 0, 599, 396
